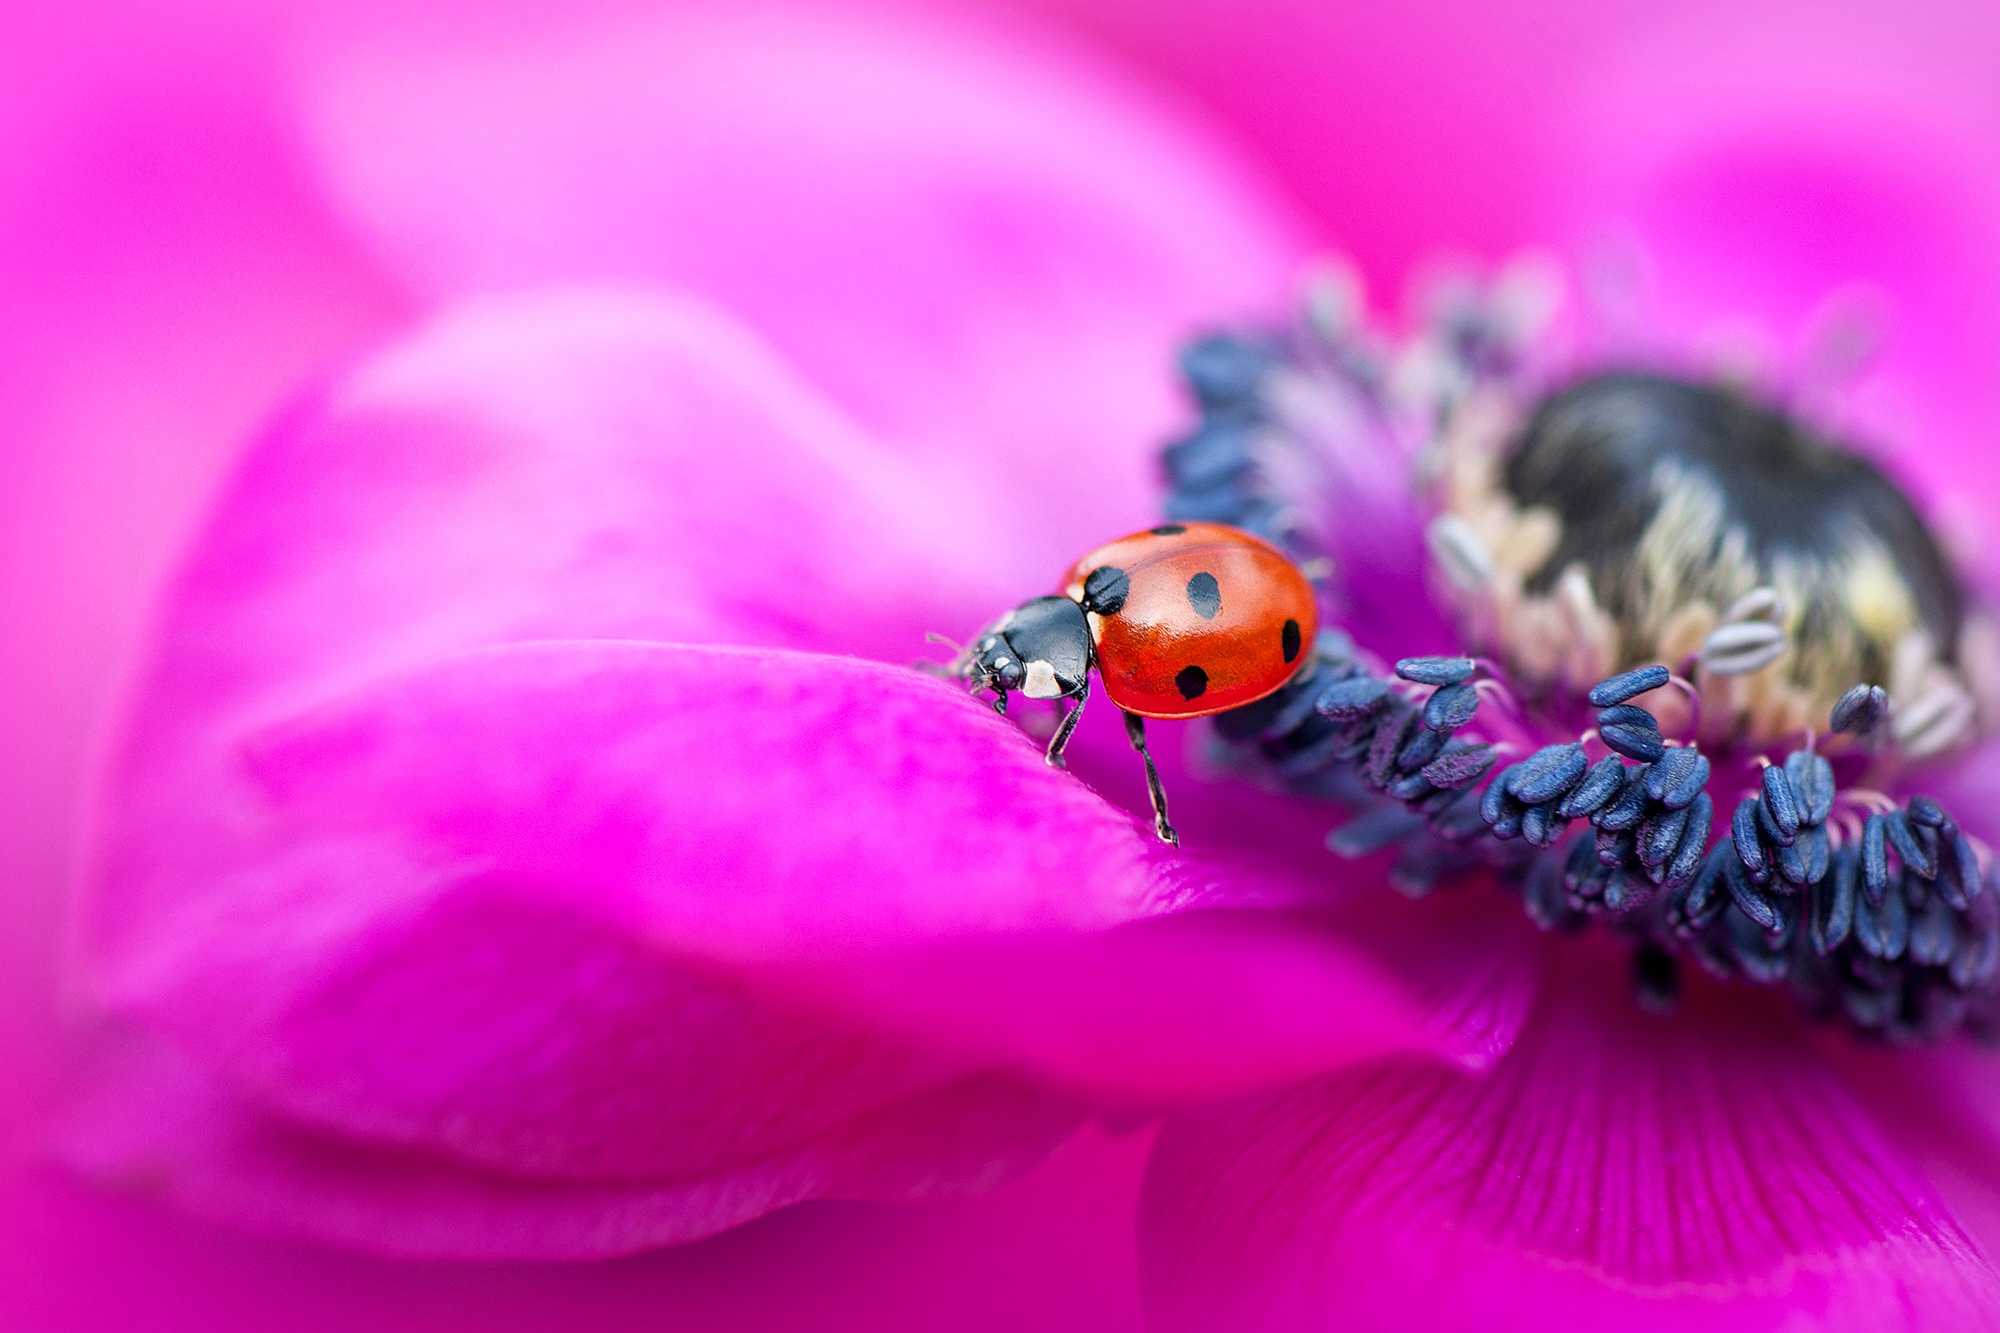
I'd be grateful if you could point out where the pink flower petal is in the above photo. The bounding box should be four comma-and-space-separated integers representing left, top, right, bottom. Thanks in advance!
63, 1030, 1078, 1262
112, 287, 1012, 705
1820, 1038, 2000, 1280
98, 637, 1466, 1144
1322, 887, 1545, 1074
785, 901, 1522, 1105
81, 629, 1497, 1254
0, 9, 412, 1135
1139, 946, 2000, 1331
19, 1107, 1151, 1332
91, 640, 1139, 1187
299, 2, 1312, 571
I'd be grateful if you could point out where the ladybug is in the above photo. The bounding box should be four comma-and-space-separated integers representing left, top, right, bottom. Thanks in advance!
953, 521, 1319, 844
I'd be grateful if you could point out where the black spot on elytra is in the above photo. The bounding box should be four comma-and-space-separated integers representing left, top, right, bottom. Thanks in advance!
1150, 524, 1187, 536
1186, 571, 1222, 619
1176, 665, 1209, 700
1081, 565, 1130, 616
1282, 618, 1302, 663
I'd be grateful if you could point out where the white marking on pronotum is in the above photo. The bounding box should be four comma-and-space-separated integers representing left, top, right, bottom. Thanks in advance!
1700, 620, 1788, 675
1022, 661, 1062, 699
1426, 514, 1493, 593
1895, 681, 1977, 760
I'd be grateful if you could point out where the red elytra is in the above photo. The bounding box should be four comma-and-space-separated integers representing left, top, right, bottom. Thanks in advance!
1063, 522, 1318, 719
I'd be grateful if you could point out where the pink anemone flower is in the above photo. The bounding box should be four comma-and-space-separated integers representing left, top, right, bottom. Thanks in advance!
13, 2, 2000, 1330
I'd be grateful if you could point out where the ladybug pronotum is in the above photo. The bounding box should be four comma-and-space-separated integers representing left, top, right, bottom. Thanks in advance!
953, 521, 1319, 844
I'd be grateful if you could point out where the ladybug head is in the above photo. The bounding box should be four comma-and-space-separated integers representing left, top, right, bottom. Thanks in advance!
957, 595, 1093, 714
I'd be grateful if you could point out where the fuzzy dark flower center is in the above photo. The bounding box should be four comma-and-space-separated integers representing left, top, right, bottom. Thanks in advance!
1486, 373, 1967, 746
1421, 369, 1993, 757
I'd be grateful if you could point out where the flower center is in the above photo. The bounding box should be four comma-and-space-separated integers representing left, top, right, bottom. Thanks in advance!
1160, 275, 2000, 1040
1429, 371, 1985, 756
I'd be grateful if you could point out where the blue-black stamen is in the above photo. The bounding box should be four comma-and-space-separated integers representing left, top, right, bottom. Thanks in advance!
1831, 683, 1892, 736
1508, 742, 1587, 805
1204, 629, 2000, 1039
1885, 811, 1935, 878
1761, 766, 1803, 839
1733, 799, 1771, 881
1423, 681, 1482, 731
1166, 312, 2000, 1039
1589, 665, 1671, 708
1396, 656, 1476, 687
1556, 755, 1624, 818
1645, 747, 1711, 809
1786, 750, 1837, 824
1597, 709, 1667, 762
1862, 815, 1891, 904
1594, 770, 1652, 832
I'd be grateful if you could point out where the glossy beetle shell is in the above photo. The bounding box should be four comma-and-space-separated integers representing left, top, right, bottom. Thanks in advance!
1063, 522, 1318, 719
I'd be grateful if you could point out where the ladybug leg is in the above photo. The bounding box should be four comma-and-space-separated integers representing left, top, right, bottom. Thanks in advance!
1045, 679, 1088, 769
1121, 711, 1179, 846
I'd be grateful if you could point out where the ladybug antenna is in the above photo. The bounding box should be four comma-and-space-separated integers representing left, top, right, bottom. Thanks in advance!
913, 631, 968, 680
